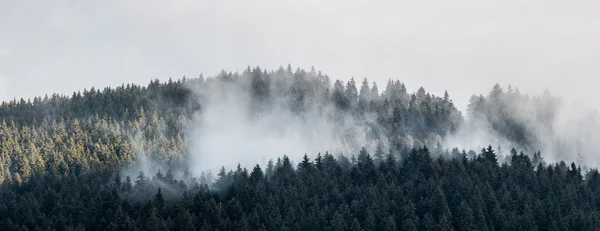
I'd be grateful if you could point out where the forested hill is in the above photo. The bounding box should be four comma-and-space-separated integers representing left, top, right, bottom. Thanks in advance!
0, 66, 463, 184
1, 66, 600, 230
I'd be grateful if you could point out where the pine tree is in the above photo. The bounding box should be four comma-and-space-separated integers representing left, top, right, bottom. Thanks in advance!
175, 209, 195, 231
154, 187, 165, 211
250, 164, 264, 183
455, 201, 475, 231
402, 201, 419, 231
299, 154, 313, 172
145, 207, 166, 231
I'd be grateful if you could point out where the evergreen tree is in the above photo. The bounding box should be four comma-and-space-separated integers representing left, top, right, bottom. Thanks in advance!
455, 201, 475, 231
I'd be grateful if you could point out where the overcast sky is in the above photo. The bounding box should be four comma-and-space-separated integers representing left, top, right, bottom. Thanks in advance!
1, 0, 599, 111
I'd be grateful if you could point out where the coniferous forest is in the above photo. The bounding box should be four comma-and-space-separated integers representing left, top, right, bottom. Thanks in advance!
1, 66, 599, 230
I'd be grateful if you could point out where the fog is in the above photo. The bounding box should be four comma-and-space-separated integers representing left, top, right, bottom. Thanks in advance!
2, 1, 600, 171
182, 73, 600, 174
184, 71, 384, 174
445, 85, 600, 167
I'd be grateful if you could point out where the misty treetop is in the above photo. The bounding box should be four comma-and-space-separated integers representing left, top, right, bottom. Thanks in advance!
0, 65, 462, 184
464, 83, 600, 167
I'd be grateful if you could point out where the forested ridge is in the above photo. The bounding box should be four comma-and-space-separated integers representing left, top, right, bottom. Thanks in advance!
0, 65, 462, 184
0, 66, 599, 230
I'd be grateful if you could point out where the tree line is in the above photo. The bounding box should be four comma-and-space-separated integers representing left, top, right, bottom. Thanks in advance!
2, 145, 600, 230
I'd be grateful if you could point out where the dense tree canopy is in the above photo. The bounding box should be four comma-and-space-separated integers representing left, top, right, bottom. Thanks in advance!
1, 146, 599, 230
0, 66, 598, 230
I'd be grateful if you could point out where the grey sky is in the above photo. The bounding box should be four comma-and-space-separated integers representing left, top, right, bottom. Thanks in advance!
1, 0, 599, 111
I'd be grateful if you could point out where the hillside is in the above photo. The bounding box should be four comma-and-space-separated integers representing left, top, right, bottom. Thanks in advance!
0, 66, 599, 230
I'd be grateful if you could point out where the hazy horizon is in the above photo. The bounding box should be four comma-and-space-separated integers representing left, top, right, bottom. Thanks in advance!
2, 0, 600, 113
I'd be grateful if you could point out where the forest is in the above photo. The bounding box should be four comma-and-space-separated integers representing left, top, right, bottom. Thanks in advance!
0, 66, 599, 230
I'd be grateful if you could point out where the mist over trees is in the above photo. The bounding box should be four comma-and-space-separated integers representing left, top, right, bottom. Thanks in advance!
0, 65, 463, 184
0, 66, 599, 230
459, 83, 600, 167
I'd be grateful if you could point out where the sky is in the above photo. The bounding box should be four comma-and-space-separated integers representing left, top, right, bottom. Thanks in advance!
1, 0, 600, 112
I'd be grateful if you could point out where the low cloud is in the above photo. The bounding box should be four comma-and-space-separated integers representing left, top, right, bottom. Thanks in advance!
444, 85, 600, 167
